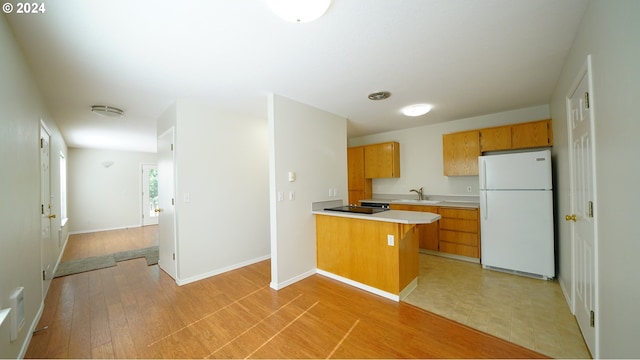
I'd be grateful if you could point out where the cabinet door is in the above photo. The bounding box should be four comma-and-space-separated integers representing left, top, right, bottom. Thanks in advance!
364, 142, 400, 178
511, 120, 552, 149
480, 126, 512, 152
442, 130, 480, 176
347, 146, 365, 190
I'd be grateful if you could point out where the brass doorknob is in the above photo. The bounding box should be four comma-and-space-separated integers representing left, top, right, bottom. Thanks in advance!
48, 214, 57, 219
565, 214, 577, 222
154, 208, 162, 213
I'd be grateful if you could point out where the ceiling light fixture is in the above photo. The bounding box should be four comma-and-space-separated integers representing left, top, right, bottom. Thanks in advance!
266, 0, 332, 23
368, 91, 391, 101
91, 105, 124, 118
402, 104, 433, 117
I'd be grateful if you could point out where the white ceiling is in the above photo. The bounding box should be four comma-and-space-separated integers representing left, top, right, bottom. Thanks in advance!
6, 0, 588, 153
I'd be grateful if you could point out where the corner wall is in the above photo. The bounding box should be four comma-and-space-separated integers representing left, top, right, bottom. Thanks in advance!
268, 94, 348, 289
0, 14, 67, 359
550, 0, 640, 357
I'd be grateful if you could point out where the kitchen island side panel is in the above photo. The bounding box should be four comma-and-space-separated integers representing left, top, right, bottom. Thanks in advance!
316, 215, 406, 294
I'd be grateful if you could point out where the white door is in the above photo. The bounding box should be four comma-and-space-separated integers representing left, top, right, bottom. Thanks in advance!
40, 125, 54, 295
142, 164, 159, 226
566, 55, 597, 355
157, 128, 177, 279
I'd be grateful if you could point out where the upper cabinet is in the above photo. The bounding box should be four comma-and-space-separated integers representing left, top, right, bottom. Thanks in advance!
479, 126, 512, 152
364, 141, 400, 178
442, 130, 480, 176
347, 141, 399, 204
445, 119, 553, 176
511, 119, 553, 149
347, 146, 371, 205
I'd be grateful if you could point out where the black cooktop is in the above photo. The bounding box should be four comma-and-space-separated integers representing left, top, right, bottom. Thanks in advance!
324, 206, 389, 214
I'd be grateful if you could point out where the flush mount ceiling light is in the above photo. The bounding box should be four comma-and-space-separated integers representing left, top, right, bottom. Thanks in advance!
91, 105, 124, 118
368, 91, 391, 101
266, 0, 331, 23
402, 104, 433, 117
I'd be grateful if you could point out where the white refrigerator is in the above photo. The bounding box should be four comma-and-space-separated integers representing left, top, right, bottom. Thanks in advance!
479, 149, 555, 279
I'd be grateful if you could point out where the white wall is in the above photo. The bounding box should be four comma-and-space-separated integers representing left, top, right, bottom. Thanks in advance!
348, 105, 550, 197
550, 0, 640, 357
68, 148, 157, 233
169, 101, 271, 284
0, 15, 67, 359
268, 94, 348, 289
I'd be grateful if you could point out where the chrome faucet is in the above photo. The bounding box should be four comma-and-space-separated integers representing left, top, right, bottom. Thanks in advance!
410, 187, 424, 200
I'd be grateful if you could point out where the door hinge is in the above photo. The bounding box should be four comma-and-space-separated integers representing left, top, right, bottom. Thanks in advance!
40, 138, 43, 148
171, 143, 174, 151
41, 204, 44, 214
42, 270, 46, 281
584, 92, 590, 109
172, 253, 176, 261
172, 198, 175, 205
590, 310, 595, 327
588, 201, 594, 218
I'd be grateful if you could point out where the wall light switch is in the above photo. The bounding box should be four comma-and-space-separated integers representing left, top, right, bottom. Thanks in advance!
288, 171, 296, 182
183, 192, 190, 203
387, 234, 394, 246
289, 191, 295, 201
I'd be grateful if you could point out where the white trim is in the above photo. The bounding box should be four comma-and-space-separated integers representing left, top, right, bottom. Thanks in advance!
68, 224, 144, 235
18, 301, 44, 359
175, 255, 271, 286
270, 269, 316, 290
316, 269, 415, 302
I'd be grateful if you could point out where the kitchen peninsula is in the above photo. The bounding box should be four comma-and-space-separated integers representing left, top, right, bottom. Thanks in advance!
312, 201, 440, 301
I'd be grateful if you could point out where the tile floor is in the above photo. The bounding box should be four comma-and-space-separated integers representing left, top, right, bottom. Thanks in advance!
404, 253, 592, 359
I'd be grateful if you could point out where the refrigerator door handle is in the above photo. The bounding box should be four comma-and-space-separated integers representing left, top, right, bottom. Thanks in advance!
481, 158, 487, 189
482, 191, 488, 220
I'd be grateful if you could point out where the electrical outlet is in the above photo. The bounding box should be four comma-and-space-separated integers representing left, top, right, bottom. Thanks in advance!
467, 186, 472, 193
387, 234, 394, 246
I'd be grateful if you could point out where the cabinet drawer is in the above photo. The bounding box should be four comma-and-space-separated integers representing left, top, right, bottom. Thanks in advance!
439, 242, 479, 258
439, 230, 478, 246
439, 218, 478, 233
439, 207, 478, 220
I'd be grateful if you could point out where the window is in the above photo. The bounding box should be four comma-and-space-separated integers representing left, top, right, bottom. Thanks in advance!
59, 152, 67, 224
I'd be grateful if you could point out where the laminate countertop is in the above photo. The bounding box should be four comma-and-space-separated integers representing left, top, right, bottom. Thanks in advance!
312, 209, 440, 224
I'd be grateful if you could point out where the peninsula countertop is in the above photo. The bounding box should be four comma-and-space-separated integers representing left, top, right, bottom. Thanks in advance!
312, 209, 440, 224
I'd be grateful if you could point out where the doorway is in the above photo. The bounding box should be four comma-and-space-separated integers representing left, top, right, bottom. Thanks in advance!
142, 163, 159, 226
566, 54, 597, 356
40, 122, 54, 295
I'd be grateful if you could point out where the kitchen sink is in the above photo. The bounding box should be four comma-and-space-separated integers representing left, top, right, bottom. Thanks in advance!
393, 199, 442, 204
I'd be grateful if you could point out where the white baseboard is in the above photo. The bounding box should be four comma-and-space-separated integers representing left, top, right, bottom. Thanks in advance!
19, 301, 44, 359
68, 224, 144, 235
269, 269, 317, 290
176, 254, 271, 286
316, 269, 404, 302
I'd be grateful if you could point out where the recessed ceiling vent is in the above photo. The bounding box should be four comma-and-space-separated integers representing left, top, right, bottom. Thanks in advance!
368, 91, 391, 101
91, 105, 124, 118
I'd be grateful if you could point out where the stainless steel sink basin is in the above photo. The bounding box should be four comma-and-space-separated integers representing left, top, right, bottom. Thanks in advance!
393, 199, 442, 204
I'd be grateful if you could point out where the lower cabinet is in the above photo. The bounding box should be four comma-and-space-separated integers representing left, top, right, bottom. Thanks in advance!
390, 204, 480, 258
438, 207, 480, 258
389, 204, 439, 251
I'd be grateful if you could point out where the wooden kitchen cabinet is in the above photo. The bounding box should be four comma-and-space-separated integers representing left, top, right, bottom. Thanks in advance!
442, 130, 480, 176
480, 126, 512, 152
390, 204, 439, 251
438, 207, 480, 258
364, 142, 400, 178
347, 146, 371, 205
511, 119, 553, 149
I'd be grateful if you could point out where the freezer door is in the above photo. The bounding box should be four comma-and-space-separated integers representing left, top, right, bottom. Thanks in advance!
479, 150, 552, 190
480, 189, 554, 278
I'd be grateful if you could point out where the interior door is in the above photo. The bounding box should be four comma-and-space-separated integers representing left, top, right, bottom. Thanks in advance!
40, 124, 54, 295
566, 56, 597, 355
142, 164, 159, 226
157, 128, 177, 279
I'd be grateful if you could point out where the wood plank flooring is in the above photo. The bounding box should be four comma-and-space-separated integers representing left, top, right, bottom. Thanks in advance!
27, 227, 546, 359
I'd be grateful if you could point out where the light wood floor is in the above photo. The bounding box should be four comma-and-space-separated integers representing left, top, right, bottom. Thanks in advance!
27, 226, 545, 359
